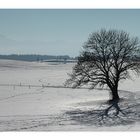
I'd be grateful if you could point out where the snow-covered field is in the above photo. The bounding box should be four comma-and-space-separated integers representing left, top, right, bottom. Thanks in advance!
0, 60, 140, 131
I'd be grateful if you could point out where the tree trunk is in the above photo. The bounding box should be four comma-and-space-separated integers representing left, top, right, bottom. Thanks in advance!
106, 79, 120, 101
110, 87, 120, 101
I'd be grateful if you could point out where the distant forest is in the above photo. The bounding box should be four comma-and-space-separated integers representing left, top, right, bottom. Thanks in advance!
0, 54, 76, 62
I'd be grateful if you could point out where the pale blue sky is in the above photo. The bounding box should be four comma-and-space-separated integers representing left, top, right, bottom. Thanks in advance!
0, 9, 140, 57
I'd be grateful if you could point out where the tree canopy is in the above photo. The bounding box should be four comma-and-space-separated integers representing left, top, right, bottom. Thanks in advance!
65, 29, 140, 101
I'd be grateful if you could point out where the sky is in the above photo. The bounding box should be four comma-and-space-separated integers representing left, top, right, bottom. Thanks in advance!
0, 9, 140, 57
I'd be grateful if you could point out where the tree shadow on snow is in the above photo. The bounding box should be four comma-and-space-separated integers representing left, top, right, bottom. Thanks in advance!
64, 95, 140, 127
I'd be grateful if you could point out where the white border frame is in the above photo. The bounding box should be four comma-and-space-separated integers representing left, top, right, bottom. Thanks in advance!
0, 0, 140, 8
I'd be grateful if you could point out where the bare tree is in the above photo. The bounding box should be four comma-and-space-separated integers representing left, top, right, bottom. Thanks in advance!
65, 29, 140, 101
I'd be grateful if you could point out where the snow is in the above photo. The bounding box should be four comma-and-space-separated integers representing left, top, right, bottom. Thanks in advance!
0, 60, 140, 131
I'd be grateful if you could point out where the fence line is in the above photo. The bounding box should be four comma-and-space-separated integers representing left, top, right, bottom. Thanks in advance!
0, 83, 109, 91
0, 83, 88, 89
0, 83, 67, 88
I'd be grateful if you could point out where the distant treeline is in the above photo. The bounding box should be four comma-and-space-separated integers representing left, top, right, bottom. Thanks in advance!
0, 54, 76, 62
